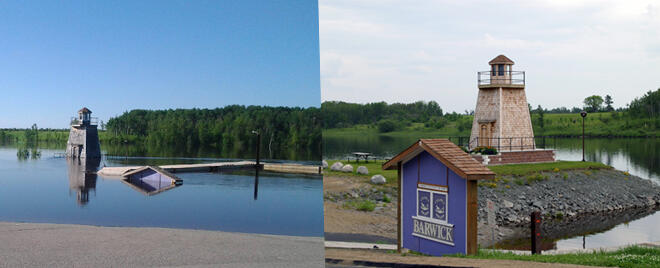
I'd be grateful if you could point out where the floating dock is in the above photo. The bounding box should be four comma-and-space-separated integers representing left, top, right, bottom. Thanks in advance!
98, 161, 321, 177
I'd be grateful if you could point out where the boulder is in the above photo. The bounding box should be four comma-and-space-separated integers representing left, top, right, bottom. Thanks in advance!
341, 164, 354, 173
322, 160, 328, 169
330, 162, 344, 171
371, 175, 386, 185
502, 199, 514, 208
357, 166, 369, 175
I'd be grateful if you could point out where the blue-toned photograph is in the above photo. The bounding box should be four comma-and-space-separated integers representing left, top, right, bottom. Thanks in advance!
0, 1, 323, 267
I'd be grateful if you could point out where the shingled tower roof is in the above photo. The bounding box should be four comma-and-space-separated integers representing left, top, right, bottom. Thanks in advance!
488, 55, 514, 65
78, 107, 92, 114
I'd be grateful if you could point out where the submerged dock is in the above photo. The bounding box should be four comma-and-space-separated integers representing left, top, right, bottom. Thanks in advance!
98, 161, 321, 177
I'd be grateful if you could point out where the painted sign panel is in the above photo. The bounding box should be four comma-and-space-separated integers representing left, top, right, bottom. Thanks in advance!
412, 217, 454, 245
414, 187, 454, 245
402, 151, 468, 256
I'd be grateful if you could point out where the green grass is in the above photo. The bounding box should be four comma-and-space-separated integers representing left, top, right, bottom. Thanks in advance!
324, 160, 398, 186
488, 161, 611, 176
533, 112, 659, 137
0, 129, 128, 144
323, 119, 472, 138
325, 160, 612, 186
450, 246, 660, 268
344, 199, 376, 212
324, 111, 660, 138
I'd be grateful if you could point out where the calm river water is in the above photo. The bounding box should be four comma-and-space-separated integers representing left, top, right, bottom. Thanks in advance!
324, 135, 660, 249
0, 144, 323, 237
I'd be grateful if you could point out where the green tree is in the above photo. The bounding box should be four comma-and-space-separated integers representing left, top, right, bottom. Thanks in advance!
377, 119, 398, 133
583, 95, 604, 113
604, 95, 614, 112
536, 105, 545, 129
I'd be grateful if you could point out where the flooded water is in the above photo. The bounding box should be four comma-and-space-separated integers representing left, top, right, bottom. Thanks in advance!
0, 145, 323, 237
324, 134, 660, 249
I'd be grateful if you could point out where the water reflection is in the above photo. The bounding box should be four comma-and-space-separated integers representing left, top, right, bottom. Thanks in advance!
67, 158, 100, 206
254, 168, 259, 200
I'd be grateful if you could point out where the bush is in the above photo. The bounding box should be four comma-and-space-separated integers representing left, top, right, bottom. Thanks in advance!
377, 119, 399, 133
355, 200, 376, 211
471, 146, 498, 155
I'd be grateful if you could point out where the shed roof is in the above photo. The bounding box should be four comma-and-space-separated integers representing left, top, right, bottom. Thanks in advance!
78, 107, 92, 114
488, 55, 514, 65
123, 165, 182, 183
382, 139, 495, 180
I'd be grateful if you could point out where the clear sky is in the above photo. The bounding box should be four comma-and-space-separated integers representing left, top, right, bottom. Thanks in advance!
320, 0, 660, 113
0, 0, 320, 128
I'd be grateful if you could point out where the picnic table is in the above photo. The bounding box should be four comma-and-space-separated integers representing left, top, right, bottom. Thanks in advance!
351, 152, 372, 163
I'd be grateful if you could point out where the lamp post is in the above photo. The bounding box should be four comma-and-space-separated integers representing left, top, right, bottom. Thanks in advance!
580, 111, 587, 162
251, 130, 261, 168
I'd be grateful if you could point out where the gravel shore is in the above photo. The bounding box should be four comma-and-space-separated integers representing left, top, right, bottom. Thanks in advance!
478, 169, 660, 246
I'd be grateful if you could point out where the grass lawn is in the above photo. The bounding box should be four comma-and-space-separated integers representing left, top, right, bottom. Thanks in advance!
324, 160, 398, 186
323, 121, 471, 138
324, 160, 610, 185
449, 246, 660, 268
488, 161, 611, 176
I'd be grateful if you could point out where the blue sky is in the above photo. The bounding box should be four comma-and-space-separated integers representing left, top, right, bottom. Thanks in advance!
0, 0, 320, 128
320, 0, 660, 113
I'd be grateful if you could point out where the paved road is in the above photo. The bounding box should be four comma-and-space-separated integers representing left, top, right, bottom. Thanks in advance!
0, 222, 324, 267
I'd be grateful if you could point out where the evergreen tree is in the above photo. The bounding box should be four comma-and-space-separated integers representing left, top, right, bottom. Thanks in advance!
605, 95, 614, 112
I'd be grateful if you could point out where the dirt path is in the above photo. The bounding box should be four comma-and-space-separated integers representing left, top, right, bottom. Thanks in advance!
326, 248, 606, 268
324, 175, 397, 241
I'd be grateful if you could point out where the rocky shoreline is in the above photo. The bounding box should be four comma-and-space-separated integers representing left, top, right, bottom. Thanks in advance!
477, 168, 660, 246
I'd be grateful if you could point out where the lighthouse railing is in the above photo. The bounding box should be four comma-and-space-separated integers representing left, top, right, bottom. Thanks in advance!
70, 117, 99, 126
449, 136, 544, 152
477, 71, 525, 86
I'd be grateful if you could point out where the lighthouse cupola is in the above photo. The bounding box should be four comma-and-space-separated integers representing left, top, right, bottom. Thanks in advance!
78, 107, 92, 126
488, 55, 514, 85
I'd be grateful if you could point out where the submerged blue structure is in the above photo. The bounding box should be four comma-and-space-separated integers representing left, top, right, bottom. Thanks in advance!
122, 166, 182, 195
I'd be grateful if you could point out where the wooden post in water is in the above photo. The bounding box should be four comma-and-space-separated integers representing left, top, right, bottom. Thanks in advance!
531, 210, 542, 255
252, 130, 261, 169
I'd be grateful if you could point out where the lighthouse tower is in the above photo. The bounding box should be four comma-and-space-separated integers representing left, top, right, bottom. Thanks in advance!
66, 107, 101, 159
469, 55, 535, 150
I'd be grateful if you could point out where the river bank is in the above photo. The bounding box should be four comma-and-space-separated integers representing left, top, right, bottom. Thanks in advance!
323, 166, 660, 248
478, 168, 660, 247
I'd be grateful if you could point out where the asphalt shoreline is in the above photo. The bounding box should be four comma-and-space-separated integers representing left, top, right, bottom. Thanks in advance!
0, 221, 324, 267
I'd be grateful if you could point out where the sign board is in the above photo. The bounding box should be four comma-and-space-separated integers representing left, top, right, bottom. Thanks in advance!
412, 186, 454, 245
384, 139, 494, 256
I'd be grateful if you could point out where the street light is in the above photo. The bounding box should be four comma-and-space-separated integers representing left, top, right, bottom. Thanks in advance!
580, 111, 587, 162
251, 130, 260, 167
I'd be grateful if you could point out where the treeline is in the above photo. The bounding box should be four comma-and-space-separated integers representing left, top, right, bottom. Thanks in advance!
105, 105, 321, 155
628, 89, 660, 119
321, 101, 472, 133
323, 88, 660, 137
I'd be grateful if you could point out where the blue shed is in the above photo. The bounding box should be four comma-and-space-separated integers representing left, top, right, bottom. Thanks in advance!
382, 139, 495, 256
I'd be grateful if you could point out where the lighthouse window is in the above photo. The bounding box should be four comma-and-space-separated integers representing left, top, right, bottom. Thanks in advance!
498, 64, 504, 76
491, 65, 496, 75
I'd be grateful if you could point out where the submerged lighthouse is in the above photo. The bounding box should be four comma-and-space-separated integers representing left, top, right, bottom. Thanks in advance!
470, 55, 535, 150
66, 107, 101, 159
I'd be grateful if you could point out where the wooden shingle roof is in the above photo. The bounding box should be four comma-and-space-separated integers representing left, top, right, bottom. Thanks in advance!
488, 55, 514, 65
78, 107, 92, 114
382, 139, 495, 180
